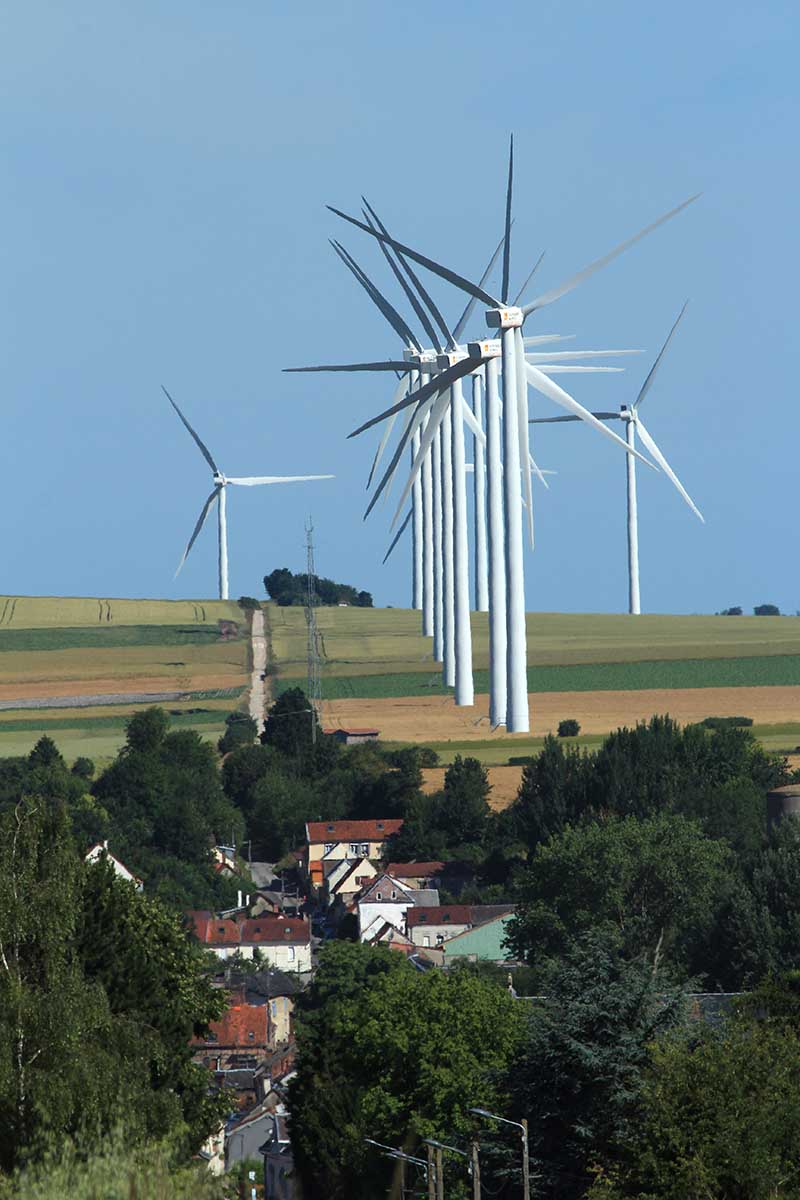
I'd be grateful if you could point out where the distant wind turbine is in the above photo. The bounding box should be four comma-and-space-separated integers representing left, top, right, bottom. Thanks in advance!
163, 387, 333, 600
530, 303, 703, 614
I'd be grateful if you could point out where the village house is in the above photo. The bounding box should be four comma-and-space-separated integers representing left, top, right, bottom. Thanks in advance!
324, 857, 379, 908
325, 726, 380, 745
303, 818, 403, 888
191, 1003, 269, 1072
224, 967, 299, 1046
384, 861, 446, 889
84, 841, 143, 891
226, 1101, 284, 1172
357, 872, 439, 941
407, 904, 515, 949
439, 911, 517, 966
188, 911, 312, 973
261, 1112, 295, 1200
361, 917, 417, 954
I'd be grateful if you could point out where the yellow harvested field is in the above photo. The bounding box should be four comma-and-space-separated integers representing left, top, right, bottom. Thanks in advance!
321, 685, 800, 743
0, 596, 240, 628
422, 765, 524, 811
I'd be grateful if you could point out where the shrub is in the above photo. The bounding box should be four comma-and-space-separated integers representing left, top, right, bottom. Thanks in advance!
237, 596, 260, 611
754, 604, 781, 616
558, 719, 581, 737
699, 716, 753, 730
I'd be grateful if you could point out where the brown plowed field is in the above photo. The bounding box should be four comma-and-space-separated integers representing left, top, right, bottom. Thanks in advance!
0, 673, 240, 702
321, 685, 800, 743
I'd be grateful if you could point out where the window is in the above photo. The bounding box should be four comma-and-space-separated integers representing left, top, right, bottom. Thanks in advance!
376, 822, 384, 831
326, 824, 335, 832
248, 1031, 255, 1040
436, 933, 445, 945
360, 843, 369, 856
287, 946, 296, 962
423, 935, 430, 948
390, 890, 396, 900
376, 892, 382, 901
207, 1031, 218, 1043
271, 1001, 277, 1017
323, 842, 334, 854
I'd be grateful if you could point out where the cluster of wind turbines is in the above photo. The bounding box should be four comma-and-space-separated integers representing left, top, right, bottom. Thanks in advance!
285, 138, 703, 734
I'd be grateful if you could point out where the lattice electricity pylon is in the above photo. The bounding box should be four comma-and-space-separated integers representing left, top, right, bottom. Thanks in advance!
304, 517, 322, 741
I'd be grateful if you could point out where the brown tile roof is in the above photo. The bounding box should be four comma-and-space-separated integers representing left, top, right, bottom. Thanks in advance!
385, 862, 446, 877
407, 905, 473, 928
192, 1004, 267, 1049
306, 818, 403, 844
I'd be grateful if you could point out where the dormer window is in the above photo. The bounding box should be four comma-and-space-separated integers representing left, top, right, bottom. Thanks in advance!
376, 822, 384, 831
218, 926, 226, 935
326, 824, 335, 832
248, 1031, 255, 1040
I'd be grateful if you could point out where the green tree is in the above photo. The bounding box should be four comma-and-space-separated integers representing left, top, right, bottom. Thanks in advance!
217, 712, 258, 755
507, 813, 731, 983
500, 932, 686, 1200
438, 755, 491, 846
261, 688, 319, 760
591, 1018, 800, 1200
290, 942, 523, 1199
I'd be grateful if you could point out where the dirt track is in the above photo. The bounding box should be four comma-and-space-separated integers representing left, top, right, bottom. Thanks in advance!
321, 685, 800, 743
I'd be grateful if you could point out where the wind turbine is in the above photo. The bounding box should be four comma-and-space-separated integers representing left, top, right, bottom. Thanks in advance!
163, 387, 334, 600
329, 144, 697, 730
530, 302, 703, 614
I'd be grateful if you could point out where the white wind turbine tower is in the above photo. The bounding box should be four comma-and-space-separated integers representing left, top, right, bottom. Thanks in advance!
163, 387, 334, 600
330, 141, 684, 731
530, 302, 703, 614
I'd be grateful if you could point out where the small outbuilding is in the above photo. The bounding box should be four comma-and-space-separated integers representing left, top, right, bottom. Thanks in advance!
325, 727, 380, 745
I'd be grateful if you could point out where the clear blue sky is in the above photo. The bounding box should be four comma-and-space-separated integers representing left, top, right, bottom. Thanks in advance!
2, 2, 797, 614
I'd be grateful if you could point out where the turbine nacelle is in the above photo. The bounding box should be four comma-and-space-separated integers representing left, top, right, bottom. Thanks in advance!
467, 338, 502, 360
485, 305, 524, 330
436, 350, 469, 370
213, 472, 227, 486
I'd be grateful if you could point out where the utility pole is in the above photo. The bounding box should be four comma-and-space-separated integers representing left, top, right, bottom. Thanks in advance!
304, 516, 322, 744
471, 1140, 481, 1200
427, 1144, 436, 1200
435, 1146, 444, 1200
521, 1118, 530, 1200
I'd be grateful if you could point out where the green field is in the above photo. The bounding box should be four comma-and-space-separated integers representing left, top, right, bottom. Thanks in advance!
269, 605, 800, 681
273, 654, 800, 700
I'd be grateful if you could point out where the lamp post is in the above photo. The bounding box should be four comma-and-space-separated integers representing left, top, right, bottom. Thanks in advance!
469, 1108, 530, 1200
364, 1139, 431, 1199
424, 1138, 469, 1200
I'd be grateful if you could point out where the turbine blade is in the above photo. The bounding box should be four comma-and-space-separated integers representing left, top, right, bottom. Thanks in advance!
328, 205, 501, 308
535, 365, 625, 374
175, 486, 221, 577
529, 411, 622, 423
524, 362, 656, 469
634, 301, 689, 410
522, 195, 701, 317
501, 134, 513, 302
529, 453, 550, 490
162, 386, 218, 473
362, 200, 456, 351
523, 334, 576, 346
462, 398, 486, 446
349, 356, 478, 440
366, 392, 437, 517
453, 227, 509, 342
512, 250, 546, 307
389, 388, 452, 526
358, 212, 441, 352
284, 360, 412, 374
635, 417, 704, 522
526, 349, 642, 361
382, 509, 412, 563
367, 376, 409, 488
331, 241, 422, 353
227, 475, 334, 485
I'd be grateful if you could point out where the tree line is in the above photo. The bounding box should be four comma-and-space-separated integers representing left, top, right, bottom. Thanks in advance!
264, 566, 373, 607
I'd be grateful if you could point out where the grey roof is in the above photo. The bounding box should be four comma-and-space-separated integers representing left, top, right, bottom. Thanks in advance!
226, 967, 300, 999
409, 889, 440, 907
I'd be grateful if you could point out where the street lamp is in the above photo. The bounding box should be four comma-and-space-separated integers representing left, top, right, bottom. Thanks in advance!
469, 1107, 530, 1200
364, 1138, 431, 1199
423, 1138, 468, 1200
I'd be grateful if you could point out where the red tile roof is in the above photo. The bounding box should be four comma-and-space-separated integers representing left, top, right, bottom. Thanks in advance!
385, 862, 446, 878
186, 912, 310, 947
192, 1004, 267, 1049
240, 918, 309, 946
407, 905, 474, 928
306, 818, 403, 844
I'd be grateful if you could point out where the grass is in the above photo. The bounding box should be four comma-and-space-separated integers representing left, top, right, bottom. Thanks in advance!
268, 605, 800, 680
0, 624, 232, 653
274, 654, 800, 700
